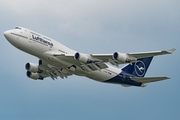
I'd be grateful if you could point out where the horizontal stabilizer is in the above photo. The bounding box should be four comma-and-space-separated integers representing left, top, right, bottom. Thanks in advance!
131, 77, 170, 83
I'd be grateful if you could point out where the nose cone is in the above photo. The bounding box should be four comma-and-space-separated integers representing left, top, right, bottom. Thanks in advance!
4, 30, 16, 45
4, 30, 11, 39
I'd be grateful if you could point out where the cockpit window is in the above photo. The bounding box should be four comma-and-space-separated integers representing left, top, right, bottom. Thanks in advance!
15, 27, 21, 29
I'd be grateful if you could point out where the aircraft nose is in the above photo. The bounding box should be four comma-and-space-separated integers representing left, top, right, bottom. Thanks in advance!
4, 30, 16, 44
4, 30, 11, 38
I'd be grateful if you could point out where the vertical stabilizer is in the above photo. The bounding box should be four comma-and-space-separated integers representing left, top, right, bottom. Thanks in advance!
122, 57, 153, 77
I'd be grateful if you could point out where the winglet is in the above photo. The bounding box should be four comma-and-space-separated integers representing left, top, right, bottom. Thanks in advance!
167, 49, 176, 54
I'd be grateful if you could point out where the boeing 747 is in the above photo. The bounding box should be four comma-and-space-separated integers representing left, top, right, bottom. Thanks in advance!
4, 27, 176, 87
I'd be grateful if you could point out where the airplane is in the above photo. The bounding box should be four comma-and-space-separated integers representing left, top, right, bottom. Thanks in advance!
4, 26, 176, 87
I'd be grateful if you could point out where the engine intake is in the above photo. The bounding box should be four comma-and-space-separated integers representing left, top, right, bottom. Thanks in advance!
74, 52, 90, 63
113, 52, 128, 63
25, 63, 39, 73
26, 71, 43, 80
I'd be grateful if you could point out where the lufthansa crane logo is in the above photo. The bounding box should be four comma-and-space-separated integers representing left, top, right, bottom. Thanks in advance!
134, 60, 146, 77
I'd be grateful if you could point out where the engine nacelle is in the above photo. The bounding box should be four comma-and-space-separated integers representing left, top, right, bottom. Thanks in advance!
26, 71, 40, 80
74, 52, 90, 63
113, 52, 128, 62
25, 63, 39, 73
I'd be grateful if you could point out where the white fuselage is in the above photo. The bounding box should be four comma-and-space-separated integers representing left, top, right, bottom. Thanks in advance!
4, 27, 121, 82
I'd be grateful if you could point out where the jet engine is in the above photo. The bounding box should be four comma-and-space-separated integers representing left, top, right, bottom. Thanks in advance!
26, 71, 43, 80
113, 52, 128, 63
25, 63, 39, 73
74, 52, 90, 63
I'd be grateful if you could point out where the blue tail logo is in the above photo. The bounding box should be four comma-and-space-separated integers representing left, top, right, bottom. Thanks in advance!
135, 60, 146, 77
122, 57, 153, 77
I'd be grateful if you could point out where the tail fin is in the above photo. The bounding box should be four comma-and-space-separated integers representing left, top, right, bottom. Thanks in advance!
122, 57, 153, 77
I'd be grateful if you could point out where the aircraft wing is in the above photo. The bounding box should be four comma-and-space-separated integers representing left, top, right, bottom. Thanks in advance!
36, 59, 73, 80
44, 51, 109, 73
91, 49, 176, 66
51, 49, 176, 68
90, 54, 113, 62
127, 49, 176, 59
131, 77, 170, 83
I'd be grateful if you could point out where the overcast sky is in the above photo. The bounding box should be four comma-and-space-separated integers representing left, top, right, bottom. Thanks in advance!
0, 0, 180, 120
